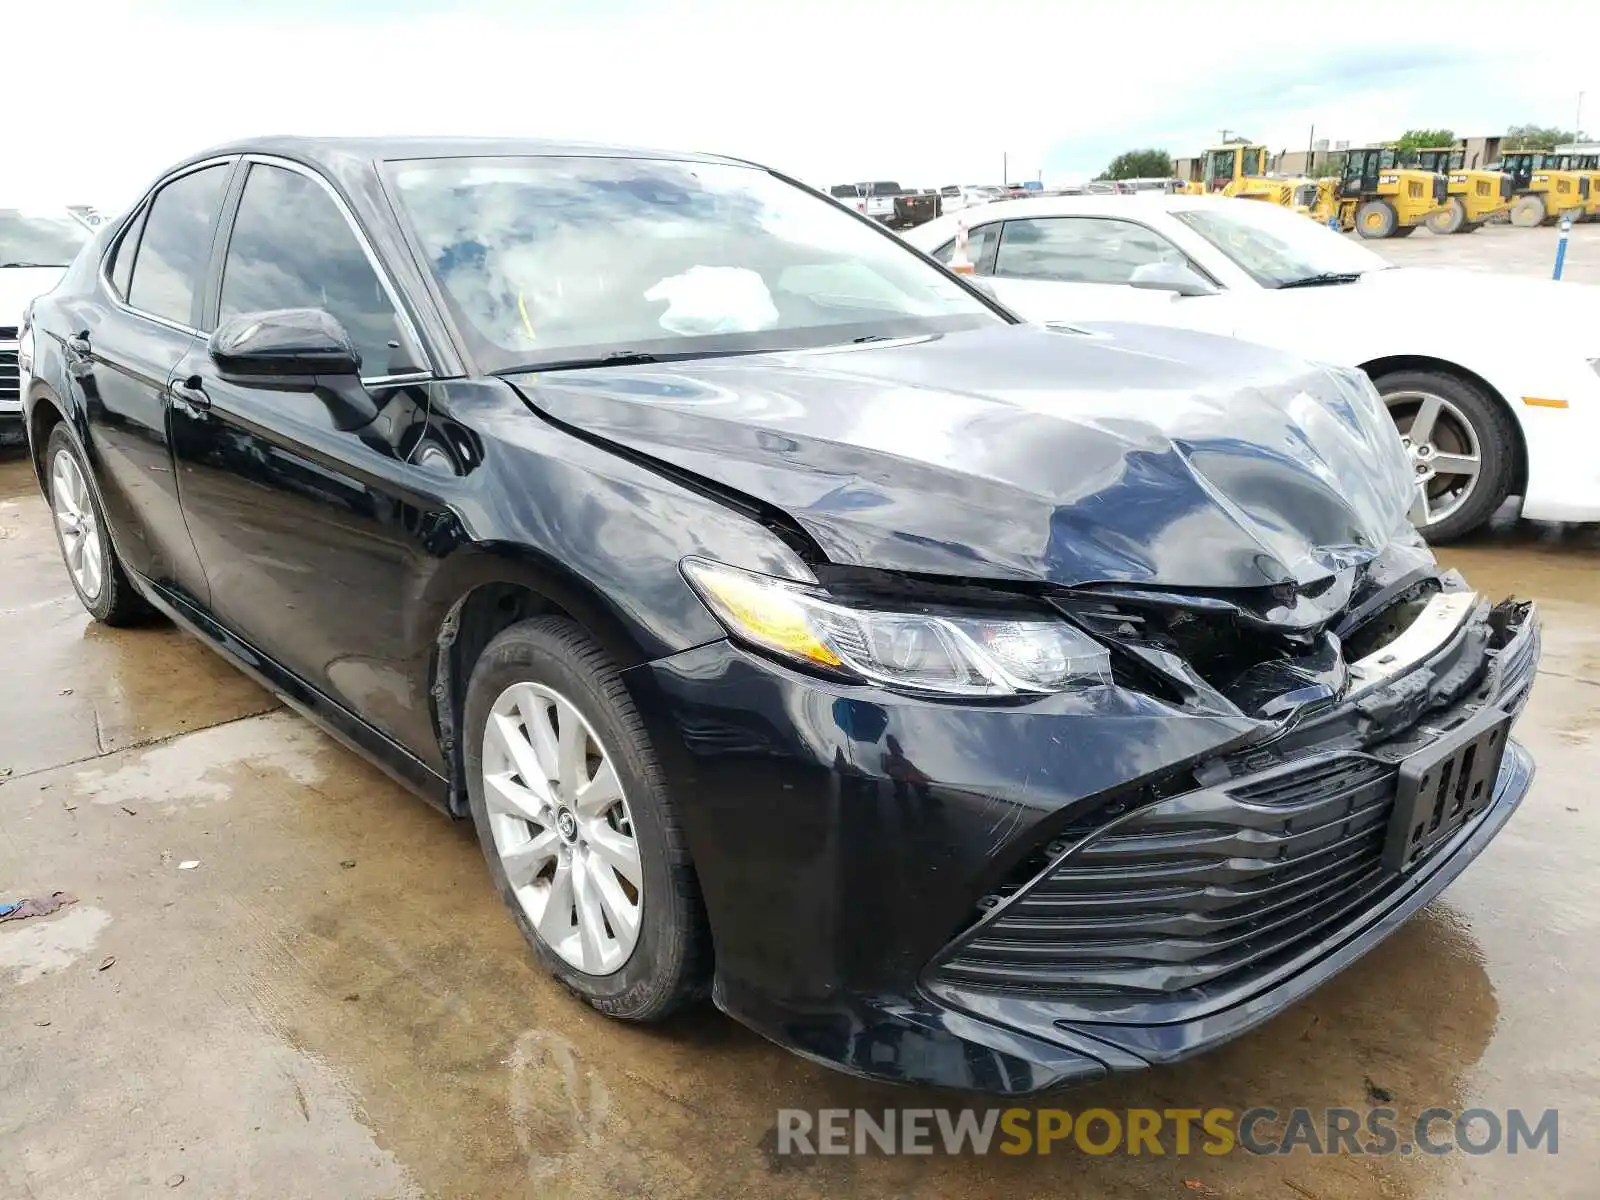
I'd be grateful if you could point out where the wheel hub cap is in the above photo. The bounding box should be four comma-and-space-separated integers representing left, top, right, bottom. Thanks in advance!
481, 682, 643, 975
1386, 390, 1483, 528
50, 449, 105, 601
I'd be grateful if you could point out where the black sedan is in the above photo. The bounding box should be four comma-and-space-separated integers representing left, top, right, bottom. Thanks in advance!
18, 137, 1538, 1093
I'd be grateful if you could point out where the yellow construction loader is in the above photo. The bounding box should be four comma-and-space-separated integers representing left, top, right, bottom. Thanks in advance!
1179, 144, 1269, 195
1541, 152, 1600, 222
1407, 147, 1512, 234
1498, 152, 1588, 226
1334, 146, 1450, 238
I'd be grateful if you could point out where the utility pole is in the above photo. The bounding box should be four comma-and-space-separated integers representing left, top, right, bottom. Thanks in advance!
1578, 92, 1586, 138
1002, 151, 1008, 186
1307, 123, 1315, 172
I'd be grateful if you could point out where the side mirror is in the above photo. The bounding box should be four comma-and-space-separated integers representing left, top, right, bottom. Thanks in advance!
1127, 261, 1217, 298
208, 308, 378, 431
209, 307, 361, 378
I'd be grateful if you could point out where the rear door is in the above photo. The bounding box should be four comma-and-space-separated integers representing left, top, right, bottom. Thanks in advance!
71, 160, 234, 605
166, 157, 448, 759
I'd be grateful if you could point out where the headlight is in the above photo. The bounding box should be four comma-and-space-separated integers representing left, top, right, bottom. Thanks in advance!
682, 558, 1111, 697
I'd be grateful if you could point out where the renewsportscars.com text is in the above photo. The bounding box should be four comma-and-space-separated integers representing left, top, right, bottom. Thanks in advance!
775, 1107, 1559, 1158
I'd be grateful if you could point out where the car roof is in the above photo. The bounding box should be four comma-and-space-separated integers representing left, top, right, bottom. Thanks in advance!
176, 134, 756, 173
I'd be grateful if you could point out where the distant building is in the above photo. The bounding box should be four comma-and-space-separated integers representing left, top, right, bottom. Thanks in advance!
1459, 136, 1502, 169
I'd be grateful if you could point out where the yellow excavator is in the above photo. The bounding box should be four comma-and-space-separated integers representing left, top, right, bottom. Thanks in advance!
1406, 147, 1512, 234
1498, 152, 1588, 226
1334, 146, 1450, 238
1541, 151, 1600, 222
1179, 144, 1269, 195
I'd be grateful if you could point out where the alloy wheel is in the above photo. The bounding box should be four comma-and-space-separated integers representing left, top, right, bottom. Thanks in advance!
1384, 389, 1482, 528
51, 449, 104, 601
481, 682, 643, 975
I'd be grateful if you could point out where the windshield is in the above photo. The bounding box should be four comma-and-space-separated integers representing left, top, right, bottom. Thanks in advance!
0, 210, 90, 268
390, 156, 999, 371
1203, 150, 1237, 185
1174, 200, 1391, 287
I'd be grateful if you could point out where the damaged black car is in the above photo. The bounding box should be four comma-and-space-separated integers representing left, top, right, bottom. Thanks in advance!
20, 138, 1537, 1093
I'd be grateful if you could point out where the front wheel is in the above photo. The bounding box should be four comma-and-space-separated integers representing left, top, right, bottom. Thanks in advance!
44, 425, 150, 625
1356, 199, 1398, 238
1426, 196, 1466, 235
462, 616, 709, 1020
1375, 370, 1517, 542
1509, 194, 1546, 227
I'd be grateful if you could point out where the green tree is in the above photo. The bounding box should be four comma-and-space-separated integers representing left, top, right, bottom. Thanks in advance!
1097, 149, 1175, 180
1502, 124, 1585, 151
1395, 128, 1455, 154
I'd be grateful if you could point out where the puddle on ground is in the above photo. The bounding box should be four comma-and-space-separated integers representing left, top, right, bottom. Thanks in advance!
0, 906, 112, 985
68, 711, 330, 810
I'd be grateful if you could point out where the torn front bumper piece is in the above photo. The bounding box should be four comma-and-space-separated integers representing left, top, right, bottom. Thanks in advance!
636, 569, 1539, 1095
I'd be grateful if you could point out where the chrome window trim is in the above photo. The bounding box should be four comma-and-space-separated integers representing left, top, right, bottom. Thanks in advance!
232, 154, 434, 384
98, 155, 237, 338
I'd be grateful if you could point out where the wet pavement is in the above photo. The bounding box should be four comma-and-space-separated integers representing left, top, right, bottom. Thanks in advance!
3, 436, 1600, 1199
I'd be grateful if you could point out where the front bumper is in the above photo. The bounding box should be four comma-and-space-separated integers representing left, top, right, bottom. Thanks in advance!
628, 598, 1538, 1094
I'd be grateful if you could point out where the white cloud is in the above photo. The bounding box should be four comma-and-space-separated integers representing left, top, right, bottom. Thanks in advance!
7, 0, 1598, 208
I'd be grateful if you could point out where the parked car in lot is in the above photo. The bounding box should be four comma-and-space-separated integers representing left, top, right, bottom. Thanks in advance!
3, 207, 92, 439
906, 193, 1600, 540
21, 137, 1538, 1093
938, 184, 1006, 213
829, 180, 937, 228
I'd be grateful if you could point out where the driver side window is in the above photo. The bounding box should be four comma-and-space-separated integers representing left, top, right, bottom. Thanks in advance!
219, 163, 419, 378
993, 217, 1193, 285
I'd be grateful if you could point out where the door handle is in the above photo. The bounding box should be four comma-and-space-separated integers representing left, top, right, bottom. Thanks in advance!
168, 378, 211, 414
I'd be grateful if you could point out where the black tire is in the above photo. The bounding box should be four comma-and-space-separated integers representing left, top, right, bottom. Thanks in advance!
1390, 224, 1418, 238
1355, 199, 1397, 239
43, 425, 151, 626
1426, 196, 1466, 235
462, 616, 709, 1020
1373, 369, 1517, 543
1509, 194, 1545, 228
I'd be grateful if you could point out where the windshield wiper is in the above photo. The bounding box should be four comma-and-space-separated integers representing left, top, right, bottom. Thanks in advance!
509, 348, 769, 374
1275, 271, 1364, 290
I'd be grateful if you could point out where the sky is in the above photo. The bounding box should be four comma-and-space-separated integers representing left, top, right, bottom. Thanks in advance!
7, 0, 1598, 211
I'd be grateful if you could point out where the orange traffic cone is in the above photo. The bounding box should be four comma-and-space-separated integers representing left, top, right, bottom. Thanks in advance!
949, 220, 975, 275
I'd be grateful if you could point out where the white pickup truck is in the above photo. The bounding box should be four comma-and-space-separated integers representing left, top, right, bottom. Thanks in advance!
2, 207, 91, 441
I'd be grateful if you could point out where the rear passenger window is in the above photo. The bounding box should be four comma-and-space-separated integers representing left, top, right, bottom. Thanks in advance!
931, 224, 998, 270
106, 207, 147, 300
126, 165, 230, 326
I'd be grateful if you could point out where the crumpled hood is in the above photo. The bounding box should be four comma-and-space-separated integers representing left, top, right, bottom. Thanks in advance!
509, 322, 1415, 590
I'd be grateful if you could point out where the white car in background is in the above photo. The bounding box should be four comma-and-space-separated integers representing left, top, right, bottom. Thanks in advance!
905, 194, 1600, 540
937, 184, 1006, 213
2, 208, 92, 441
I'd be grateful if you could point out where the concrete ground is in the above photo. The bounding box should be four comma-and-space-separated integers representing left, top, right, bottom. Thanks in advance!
1358, 216, 1600, 282
4, 231, 1600, 1199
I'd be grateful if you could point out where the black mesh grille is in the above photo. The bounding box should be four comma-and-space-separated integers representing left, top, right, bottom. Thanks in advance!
0, 347, 19, 406
930, 753, 1402, 1000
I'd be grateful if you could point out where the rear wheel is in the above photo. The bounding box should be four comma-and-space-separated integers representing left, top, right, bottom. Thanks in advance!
1356, 199, 1397, 239
463, 616, 709, 1020
44, 425, 150, 625
1426, 196, 1466, 235
1509, 194, 1546, 227
1375, 369, 1516, 542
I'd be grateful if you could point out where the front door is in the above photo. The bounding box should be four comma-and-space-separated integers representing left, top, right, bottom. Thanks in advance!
166, 158, 447, 763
